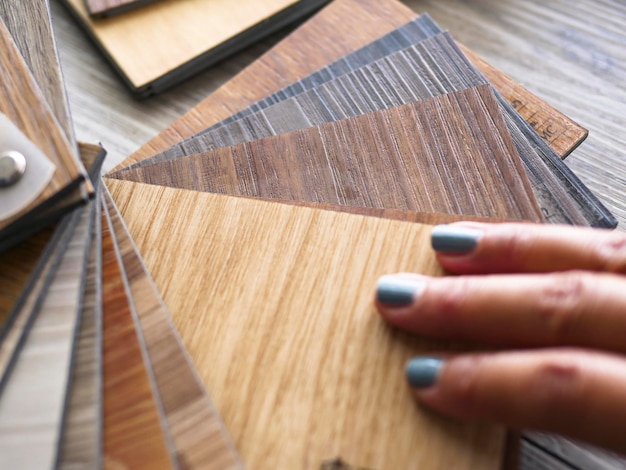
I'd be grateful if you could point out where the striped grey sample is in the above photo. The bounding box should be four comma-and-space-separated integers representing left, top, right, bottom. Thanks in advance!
113, 32, 614, 228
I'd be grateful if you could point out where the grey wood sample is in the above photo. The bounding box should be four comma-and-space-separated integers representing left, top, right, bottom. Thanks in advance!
113, 85, 544, 222
112, 33, 614, 228
85, 0, 161, 18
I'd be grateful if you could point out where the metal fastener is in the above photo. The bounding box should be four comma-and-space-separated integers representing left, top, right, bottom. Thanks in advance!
0, 150, 26, 188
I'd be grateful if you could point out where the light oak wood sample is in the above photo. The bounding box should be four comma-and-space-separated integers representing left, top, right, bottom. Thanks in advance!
105, 188, 242, 469
107, 178, 506, 469
0, 204, 91, 469
113, 32, 614, 228
116, 86, 543, 223
0, 17, 82, 232
86, 0, 160, 18
101, 201, 174, 469
111, 0, 585, 172
61, 0, 329, 94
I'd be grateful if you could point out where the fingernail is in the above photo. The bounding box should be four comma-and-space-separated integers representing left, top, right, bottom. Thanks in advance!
406, 357, 443, 388
431, 225, 482, 253
376, 275, 425, 307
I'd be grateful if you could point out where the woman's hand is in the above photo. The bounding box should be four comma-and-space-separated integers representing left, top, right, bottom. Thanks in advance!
375, 222, 626, 454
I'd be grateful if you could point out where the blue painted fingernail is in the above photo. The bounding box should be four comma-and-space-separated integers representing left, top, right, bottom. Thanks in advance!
431, 225, 482, 253
376, 275, 425, 307
406, 357, 443, 388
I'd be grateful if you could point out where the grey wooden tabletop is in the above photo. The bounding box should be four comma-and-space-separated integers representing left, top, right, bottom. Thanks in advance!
51, 0, 626, 467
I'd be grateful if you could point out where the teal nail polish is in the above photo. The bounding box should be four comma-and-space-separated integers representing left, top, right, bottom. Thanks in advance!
406, 357, 442, 388
376, 275, 424, 306
431, 225, 482, 253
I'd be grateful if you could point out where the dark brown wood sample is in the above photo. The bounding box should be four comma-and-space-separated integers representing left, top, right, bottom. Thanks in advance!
110, 0, 586, 172
115, 32, 611, 228
100, 202, 174, 469
104, 188, 242, 469
118, 86, 543, 223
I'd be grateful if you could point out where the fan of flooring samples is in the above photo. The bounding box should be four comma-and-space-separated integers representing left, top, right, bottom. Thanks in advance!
0, 0, 618, 468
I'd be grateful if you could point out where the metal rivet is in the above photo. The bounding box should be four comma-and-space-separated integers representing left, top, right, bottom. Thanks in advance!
0, 150, 26, 188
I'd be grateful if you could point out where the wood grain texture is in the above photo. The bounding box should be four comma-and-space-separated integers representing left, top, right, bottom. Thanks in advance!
0, 0, 76, 147
0, 17, 82, 232
116, 86, 543, 223
107, 178, 506, 469
100, 200, 174, 470
61, 0, 329, 93
0, 202, 91, 470
104, 189, 242, 470
58, 190, 102, 470
110, 0, 584, 171
85, 0, 161, 18
112, 32, 614, 228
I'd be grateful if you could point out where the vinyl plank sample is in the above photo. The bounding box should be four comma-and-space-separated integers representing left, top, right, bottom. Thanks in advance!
104, 189, 242, 469
115, 86, 543, 223
0, 203, 91, 469
100, 201, 174, 469
61, 0, 331, 95
0, 17, 83, 234
114, 33, 612, 228
86, 0, 161, 18
111, 0, 585, 171
106, 178, 507, 469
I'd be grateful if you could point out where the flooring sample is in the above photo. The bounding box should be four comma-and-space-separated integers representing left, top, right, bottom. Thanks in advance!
170, 15, 583, 160
86, 0, 161, 18
116, 86, 543, 223
115, 32, 614, 228
111, 0, 586, 171
61, 0, 331, 96
100, 201, 174, 469
57, 193, 102, 470
0, 202, 91, 469
104, 189, 242, 469
106, 178, 507, 469
0, 17, 84, 237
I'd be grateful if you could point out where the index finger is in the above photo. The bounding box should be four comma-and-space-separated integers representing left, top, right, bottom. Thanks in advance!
431, 223, 626, 274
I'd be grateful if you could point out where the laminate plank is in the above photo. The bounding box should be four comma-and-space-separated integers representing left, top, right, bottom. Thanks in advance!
115, 86, 543, 223
100, 200, 174, 469
86, 0, 161, 18
0, 17, 83, 233
104, 188, 242, 469
60, 0, 330, 95
0, 0, 76, 148
57, 189, 102, 470
110, 0, 585, 172
0, 202, 91, 469
113, 30, 602, 227
107, 178, 507, 469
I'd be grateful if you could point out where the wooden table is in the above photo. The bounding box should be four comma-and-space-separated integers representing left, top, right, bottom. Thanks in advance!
51, 0, 626, 467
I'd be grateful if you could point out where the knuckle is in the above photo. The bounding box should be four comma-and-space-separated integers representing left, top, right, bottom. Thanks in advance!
497, 226, 534, 260
528, 356, 585, 414
436, 277, 474, 316
536, 272, 590, 339
594, 233, 626, 273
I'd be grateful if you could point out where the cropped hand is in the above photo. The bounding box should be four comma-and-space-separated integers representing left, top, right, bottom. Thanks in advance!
375, 222, 626, 454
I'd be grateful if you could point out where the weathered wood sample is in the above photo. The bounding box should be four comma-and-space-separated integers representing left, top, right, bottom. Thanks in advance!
106, 178, 507, 469
110, 0, 586, 172
0, 202, 91, 469
85, 0, 161, 18
104, 189, 242, 469
113, 33, 613, 227
100, 201, 174, 469
114, 86, 543, 223
60, 0, 331, 95
0, 17, 84, 238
